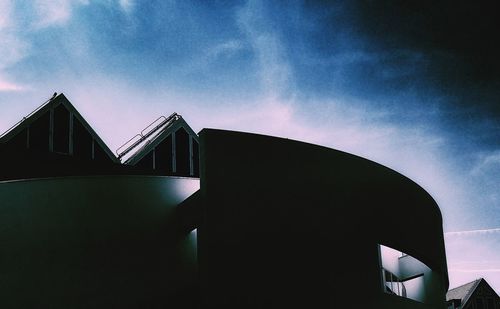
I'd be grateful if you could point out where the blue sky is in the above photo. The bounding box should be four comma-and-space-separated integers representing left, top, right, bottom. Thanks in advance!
1, 0, 499, 291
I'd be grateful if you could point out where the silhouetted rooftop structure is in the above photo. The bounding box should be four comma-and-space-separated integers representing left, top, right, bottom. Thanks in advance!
118, 113, 200, 177
0, 93, 451, 308
446, 278, 499, 309
0, 93, 199, 180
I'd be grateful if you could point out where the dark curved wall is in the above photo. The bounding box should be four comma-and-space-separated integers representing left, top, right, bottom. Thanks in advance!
0, 176, 199, 309
0, 128, 449, 308
197, 129, 448, 308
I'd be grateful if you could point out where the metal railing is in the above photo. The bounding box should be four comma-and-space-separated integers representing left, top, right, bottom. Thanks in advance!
383, 269, 407, 298
116, 112, 180, 160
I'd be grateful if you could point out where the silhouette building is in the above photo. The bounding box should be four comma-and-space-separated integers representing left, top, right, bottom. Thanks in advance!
446, 278, 499, 309
0, 93, 450, 308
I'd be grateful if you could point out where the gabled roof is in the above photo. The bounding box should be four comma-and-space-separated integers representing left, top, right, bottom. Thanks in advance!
0, 93, 119, 163
446, 278, 482, 305
119, 114, 199, 165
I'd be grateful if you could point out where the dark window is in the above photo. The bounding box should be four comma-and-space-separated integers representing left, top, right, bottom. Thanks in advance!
192, 139, 199, 177
30, 112, 50, 152
155, 134, 173, 175
73, 117, 92, 160
53, 104, 70, 153
135, 150, 153, 170
175, 128, 190, 176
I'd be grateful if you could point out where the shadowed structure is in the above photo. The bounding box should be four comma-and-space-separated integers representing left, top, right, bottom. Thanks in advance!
0, 97, 449, 308
446, 278, 499, 309
197, 129, 448, 309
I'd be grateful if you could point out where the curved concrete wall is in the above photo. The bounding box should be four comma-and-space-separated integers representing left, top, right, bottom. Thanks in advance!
0, 176, 199, 309
197, 129, 448, 309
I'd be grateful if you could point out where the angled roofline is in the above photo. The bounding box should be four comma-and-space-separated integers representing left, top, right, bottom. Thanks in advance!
460, 278, 482, 306
447, 278, 482, 305
124, 116, 198, 165
479, 278, 500, 298
0, 94, 55, 143
0, 93, 119, 163
57, 94, 119, 163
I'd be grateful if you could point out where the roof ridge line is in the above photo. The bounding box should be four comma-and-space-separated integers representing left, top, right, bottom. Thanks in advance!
0, 92, 60, 140
448, 278, 482, 292
461, 278, 483, 305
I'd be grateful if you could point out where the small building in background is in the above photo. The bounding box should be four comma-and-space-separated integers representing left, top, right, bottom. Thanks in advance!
446, 278, 499, 309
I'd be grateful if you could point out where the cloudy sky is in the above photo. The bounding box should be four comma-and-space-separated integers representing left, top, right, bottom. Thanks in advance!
1, 0, 499, 292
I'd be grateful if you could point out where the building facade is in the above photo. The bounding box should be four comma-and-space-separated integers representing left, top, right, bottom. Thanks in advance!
0, 94, 450, 308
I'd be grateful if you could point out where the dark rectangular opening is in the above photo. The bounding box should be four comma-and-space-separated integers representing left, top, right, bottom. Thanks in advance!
155, 134, 173, 175
30, 112, 50, 152
175, 128, 190, 176
73, 117, 92, 160
53, 104, 70, 153
192, 139, 199, 177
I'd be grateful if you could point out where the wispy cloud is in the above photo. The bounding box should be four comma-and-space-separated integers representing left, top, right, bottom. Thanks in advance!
237, 0, 293, 99
118, 0, 135, 14
197, 98, 330, 146
0, 78, 27, 92
179, 39, 246, 75
449, 268, 500, 273
445, 225, 500, 290
470, 151, 500, 176
32, 0, 73, 29
0, 0, 30, 92
445, 228, 500, 237
0, 0, 13, 29
0, 33, 28, 70
208, 40, 245, 60
32, 0, 133, 28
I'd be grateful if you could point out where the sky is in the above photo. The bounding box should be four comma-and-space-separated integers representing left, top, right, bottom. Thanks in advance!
0, 0, 499, 292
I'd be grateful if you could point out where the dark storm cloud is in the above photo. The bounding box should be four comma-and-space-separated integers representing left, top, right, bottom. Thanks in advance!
263, 0, 500, 157
349, 1, 500, 113
196, 1, 500, 168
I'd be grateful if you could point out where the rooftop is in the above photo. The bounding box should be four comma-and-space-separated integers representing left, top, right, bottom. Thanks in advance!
446, 278, 482, 302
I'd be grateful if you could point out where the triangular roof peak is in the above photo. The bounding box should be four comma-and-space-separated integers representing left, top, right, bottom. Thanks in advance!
118, 114, 199, 165
446, 278, 482, 303
0, 92, 118, 163
0, 92, 59, 142
446, 277, 500, 308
